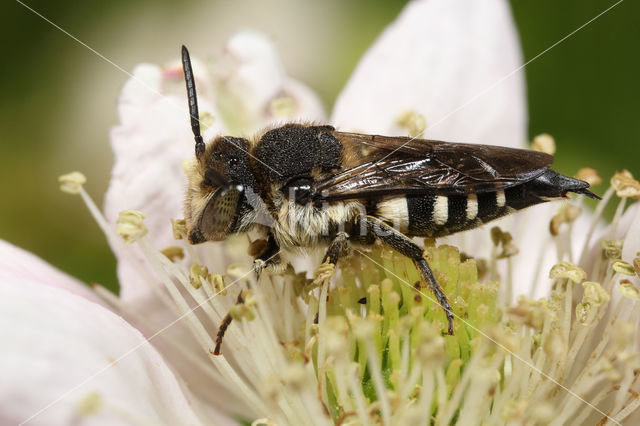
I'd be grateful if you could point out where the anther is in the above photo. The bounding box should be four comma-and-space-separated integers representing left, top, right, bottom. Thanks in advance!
576, 167, 602, 187
161, 246, 184, 262
549, 262, 586, 284
269, 96, 295, 118
58, 171, 86, 194
396, 110, 426, 138
116, 210, 148, 243
190, 264, 209, 289
611, 170, 640, 199
171, 219, 187, 240
618, 280, 640, 301
531, 133, 556, 155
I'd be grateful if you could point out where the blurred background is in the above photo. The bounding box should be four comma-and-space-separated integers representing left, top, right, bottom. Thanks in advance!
2, 0, 638, 292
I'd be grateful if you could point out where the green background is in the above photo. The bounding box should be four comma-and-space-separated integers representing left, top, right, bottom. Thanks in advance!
1, 0, 637, 293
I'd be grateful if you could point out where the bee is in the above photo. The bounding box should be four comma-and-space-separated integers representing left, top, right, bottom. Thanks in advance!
180, 46, 599, 355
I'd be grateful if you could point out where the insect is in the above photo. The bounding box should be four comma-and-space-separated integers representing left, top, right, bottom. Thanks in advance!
180, 46, 600, 355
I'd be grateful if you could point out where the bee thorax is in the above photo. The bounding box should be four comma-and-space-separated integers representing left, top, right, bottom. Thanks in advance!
271, 196, 364, 248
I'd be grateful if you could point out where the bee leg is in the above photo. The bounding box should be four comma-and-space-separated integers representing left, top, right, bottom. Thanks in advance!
360, 216, 455, 335
322, 232, 350, 266
251, 232, 281, 278
213, 292, 244, 356
214, 234, 280, 356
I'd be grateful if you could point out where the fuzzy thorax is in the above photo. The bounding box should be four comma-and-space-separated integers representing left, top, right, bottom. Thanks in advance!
269, 186, 365, 248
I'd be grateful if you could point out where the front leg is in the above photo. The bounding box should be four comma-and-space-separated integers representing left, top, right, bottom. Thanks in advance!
360, 216, 455, 335
249, 232, 281, 276
322, 232, 350, 265
214, 233, 281, 356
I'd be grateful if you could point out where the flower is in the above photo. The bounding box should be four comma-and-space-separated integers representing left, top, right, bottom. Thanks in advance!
2, 0, 639, 425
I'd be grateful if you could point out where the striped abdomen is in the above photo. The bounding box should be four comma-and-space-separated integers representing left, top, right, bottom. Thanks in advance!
375, 186, 546, 238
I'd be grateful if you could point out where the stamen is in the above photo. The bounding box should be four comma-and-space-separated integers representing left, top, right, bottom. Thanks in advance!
116, 210, 148, 244
269, 96, 295, 118
611, 170, 640, 199
171, 219, 187, 240
618, 280, 640, 301
63, 163, 640, 423
576, 167, 602, 187
190, 263, 209, 289
549, 262, 587, 283
531, 133, 556, 155
75, 392, 103, 416
160, 246, 184, 262
58, 171, 86, 194
611, 260, 635, 276
396, 110, 426, 138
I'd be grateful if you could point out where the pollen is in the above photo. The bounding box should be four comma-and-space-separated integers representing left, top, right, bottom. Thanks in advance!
171, 218, 187, 240
75, 391, 103, 416
160, 246, 184, 262
190, 263, 209, 289
58, 171, 86, 194
490, 226, 519, 258
576, 167, 602, 187
601, 239, 623, 259
209, 273, 226, 295
618, 280, 640, 301
229, 303, 255, 321
581, 281, 609, 305
396, 110, 426, 138
313, 262, 335, 285
531, 133, 556, 155
611, 169, 640, 199
269, 95, 295, 118
549, 204, 582, 236
549, 262, 586, 283
199, 111, 216, 131
611, 259, 636, 276
115, 210, 148, 243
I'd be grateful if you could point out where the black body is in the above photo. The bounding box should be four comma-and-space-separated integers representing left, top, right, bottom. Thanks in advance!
180, 46, 599, 353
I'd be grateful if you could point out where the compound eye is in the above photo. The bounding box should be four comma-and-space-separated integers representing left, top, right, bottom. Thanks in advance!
281, 177, 314, 205
198, 186, 242, 240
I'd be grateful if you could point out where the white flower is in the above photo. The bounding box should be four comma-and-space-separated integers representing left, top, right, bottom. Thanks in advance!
3, 0, 639, 424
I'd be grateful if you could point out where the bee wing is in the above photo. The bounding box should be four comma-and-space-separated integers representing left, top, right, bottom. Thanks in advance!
315, 131, 554, 200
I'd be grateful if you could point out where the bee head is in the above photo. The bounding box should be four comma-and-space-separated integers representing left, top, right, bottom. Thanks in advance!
181, 45, 259, 244
184, 137, 258, 244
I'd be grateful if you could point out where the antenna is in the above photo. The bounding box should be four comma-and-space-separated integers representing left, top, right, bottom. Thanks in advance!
181, 45, 205, 158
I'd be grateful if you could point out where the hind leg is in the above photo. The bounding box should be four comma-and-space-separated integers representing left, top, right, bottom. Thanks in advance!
360, 216, 454, 335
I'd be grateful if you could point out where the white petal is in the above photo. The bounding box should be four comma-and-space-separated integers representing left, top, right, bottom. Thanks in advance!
216, 31, 326, 135
332, 0, 526, 147
579, 202, 640, 296
104, 62, 223, 303
106, 35, 324, 303
620, 202, 640, 263
330, 0, 593, 299
0, 278, 203, 426
0, 239, 104, 306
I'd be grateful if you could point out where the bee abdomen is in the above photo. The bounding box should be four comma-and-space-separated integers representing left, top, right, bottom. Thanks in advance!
400, 191, 512, 237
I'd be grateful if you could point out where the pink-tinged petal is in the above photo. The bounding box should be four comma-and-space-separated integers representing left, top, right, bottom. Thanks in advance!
104, 62, 223, 303
282, 77, 327, 124
216, 31, 326, 134
0, 239, 104, 306
0, 279, 203, 426
332, 0, 526, 148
